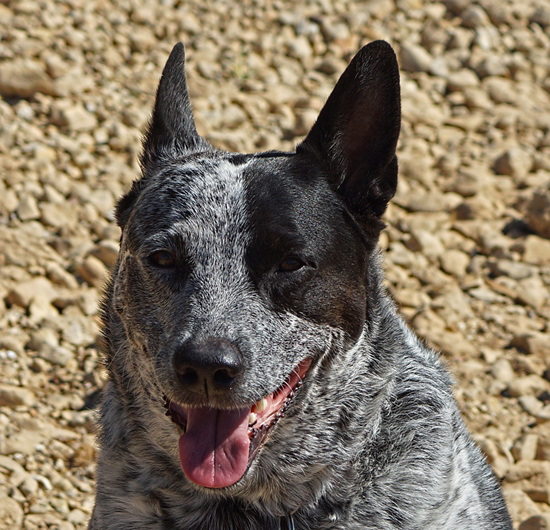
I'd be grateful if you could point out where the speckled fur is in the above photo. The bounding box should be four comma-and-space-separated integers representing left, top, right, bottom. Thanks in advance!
89, 42, 511, 529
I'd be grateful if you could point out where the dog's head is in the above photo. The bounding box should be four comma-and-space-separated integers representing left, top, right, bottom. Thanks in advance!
106, 42, 400, 496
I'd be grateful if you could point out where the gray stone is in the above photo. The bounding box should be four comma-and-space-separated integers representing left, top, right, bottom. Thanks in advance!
493, 148, 532, 178
511, 332, 550, 357
519, 514, 550, 530
0, 60, 55, 98
461, 5, 491, 28
524, 188, 550, 239
0, 384, 35, 408
399, 43, 433, 73
50, 102, 98, 132
75, 255, 108, 289
16, 195, 40, 221
0, 496, 23, 528
446, 69, 479, 91
522, 236, 550, 266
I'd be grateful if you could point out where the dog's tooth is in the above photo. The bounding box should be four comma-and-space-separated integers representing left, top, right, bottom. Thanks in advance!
255, 398, 268, 412
248, 412, 257, 425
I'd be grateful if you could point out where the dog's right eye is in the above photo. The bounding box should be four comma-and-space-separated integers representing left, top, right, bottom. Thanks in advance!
149, 250, 176, 268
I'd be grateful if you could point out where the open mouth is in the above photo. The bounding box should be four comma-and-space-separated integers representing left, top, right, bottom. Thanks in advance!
164, 358, 311, 489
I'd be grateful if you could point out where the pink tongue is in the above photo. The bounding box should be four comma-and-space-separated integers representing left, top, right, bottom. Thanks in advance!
178, 406, 251, 488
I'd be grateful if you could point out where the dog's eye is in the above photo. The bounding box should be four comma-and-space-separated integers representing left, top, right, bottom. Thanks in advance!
149, 250, 176, 268
278, 257, 305, 273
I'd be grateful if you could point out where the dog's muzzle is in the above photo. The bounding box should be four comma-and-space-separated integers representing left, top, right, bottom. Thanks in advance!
165, 357, 311, 489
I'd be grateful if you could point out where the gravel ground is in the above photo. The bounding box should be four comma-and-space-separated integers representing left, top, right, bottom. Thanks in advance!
0, 0, 549, 528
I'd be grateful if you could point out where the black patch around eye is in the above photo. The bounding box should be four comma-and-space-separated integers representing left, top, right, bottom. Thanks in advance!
149, 250, 176, 269
278, 257, 306, 273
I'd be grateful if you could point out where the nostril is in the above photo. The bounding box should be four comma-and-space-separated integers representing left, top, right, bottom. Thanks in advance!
173, 338, 244, 394
213, 368, 236, 388
178, 368, 198, 387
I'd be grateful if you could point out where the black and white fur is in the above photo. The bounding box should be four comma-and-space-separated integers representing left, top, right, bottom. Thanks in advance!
89, 41, 512, 529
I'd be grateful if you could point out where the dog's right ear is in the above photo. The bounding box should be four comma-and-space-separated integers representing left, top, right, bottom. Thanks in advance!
140, 42, 208, 172
116, 43, 208, 229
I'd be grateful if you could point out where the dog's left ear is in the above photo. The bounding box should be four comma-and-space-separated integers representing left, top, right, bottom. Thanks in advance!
298, 40, 400, 222
140, 42, 208, 172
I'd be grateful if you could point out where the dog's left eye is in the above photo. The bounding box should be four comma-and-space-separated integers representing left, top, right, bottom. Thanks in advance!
278, 257, 305, 273
149, 250, 176, 268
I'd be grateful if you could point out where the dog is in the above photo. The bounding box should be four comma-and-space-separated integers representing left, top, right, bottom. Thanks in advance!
89, 41, 512, 529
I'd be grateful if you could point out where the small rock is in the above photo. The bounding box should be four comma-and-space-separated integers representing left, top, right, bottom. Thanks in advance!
50, 101, 98, 132
512, 434, 539, 462
515, 275, 548, 310
491, 358, 515, 384
0, 59, 55, 98
494, 148, 532, 178
129, 26, 156, 53
461, 5, 491, 28
518, 395, 543, 417
0, 497, 23, 527
522, 236, 550, 266
46, 262, 79, 289
222, 104, 248, 130
531, 6, 550, 28
90, 241, 119, 268
6, 277, 57, 309
406, 229, 445, 257
504, 461, 550, 503
40, 202, 79, 228
534, 423, 550, 461
485, 77, 519, 105
16, 195, 40, 221
488, 260, 533, 281
519, 514, 550, 530
38, 344, 74, 366
503, 489, 540, 526
442, 0, 469, 16
439, 249, 470, 277
446, 69, 479, 91
506, 375, 548, 398
76, 255, 108, 289
511, 332, 550, 357
523, 188, 550, 239
399, 43, 433, 73
67, 509, 87, 524
27, 327, 59, 352
474, 55, 508, 78
0, 384, 35, 408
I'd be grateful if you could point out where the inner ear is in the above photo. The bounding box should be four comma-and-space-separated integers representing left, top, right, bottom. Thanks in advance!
298, 40, 401, 220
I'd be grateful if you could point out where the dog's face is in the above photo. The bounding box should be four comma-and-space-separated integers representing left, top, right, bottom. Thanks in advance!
108, 42, 400, 495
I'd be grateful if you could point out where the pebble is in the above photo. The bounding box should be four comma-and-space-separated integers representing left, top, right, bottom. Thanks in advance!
506, 375, 549, 398
399, 43, 433, 73
511, 333, 550, 357
0, 496, 23, 527
494, 148, 533, 178
522, 236, 550, 266
0, 385, 35, 408
504, 461, 550, 504
523, 188, 550, 239
519, 514, 550, 530
491, 359, 515, 384
0, 59, 56, 98
76, 255, 108, 289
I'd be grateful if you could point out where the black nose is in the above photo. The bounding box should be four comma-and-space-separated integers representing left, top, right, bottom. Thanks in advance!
173, 339, 244, 395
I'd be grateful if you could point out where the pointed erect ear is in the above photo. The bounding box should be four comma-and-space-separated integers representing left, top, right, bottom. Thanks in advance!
140, 43, 208, 172
298, 40, 401, 221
